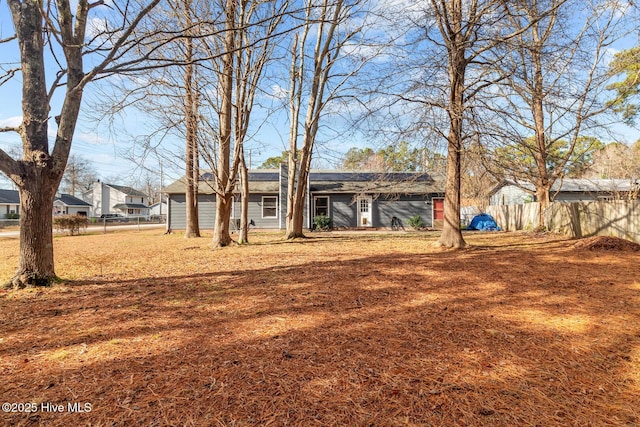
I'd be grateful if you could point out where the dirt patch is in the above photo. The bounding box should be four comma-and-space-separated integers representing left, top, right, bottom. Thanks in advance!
0, 231, 639, 426
574, 235, 640, 252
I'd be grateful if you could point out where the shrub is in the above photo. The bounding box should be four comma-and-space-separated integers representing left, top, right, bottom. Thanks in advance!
6, 213, 19, 219
313, 215, 332, 231
53, 215, 89, 236
407, 215, 424, 230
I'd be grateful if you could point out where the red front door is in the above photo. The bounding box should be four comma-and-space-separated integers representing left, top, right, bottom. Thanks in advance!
433, 198, 445, 229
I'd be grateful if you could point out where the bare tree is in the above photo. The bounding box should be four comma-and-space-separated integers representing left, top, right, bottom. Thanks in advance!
419, 0, 528, 248
584, 141, 640, 180
60, 154, 97, 197
197, 0, 288, 247
0, 0, 162, 288
285, 0, 371, 239
483, 0, 627, 224
92, 0, 210, 238
234, 0, 287, 244
182, 0, 202, 238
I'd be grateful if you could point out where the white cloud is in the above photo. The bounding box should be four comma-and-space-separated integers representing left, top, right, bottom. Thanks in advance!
264, 84, 289, 101
0, 116, 22, 128
75, 132, 109, 145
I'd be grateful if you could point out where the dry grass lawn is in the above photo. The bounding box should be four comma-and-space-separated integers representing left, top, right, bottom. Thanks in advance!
0, 229, 639, 426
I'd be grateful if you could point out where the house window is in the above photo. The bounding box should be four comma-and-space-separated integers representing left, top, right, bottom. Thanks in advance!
314, 196, 329, 217
262, 196, 277, 218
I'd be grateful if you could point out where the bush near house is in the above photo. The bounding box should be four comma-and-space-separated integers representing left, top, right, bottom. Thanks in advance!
313, 215, 333, 231
53, 214, 89, 236
407, 215, 424, 230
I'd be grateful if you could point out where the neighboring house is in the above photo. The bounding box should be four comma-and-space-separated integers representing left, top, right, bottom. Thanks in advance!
164, 164, 445, 230
53, 193, 92, 216
82, 181, 150, 219
0, 189, 20, 219
149, 200, 168, 221
489, 178, 639, 206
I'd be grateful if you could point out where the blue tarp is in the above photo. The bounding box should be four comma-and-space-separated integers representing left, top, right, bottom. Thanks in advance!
467, 213, 501, 231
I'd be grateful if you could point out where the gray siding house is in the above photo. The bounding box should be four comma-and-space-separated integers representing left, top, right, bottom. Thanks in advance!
164, 165, 445, 231
489, 178, 639, 206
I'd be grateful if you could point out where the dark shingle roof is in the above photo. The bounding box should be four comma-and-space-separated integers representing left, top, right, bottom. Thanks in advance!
106, 184, 148, 197
164, 170, 444, 195
308, 172, 443, 194
0, 189, 20, 204
113, 203, 149, 209
54, 193, 91, 207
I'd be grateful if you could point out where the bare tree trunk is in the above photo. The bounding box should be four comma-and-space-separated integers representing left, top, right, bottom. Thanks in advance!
211, 0, 236, 248
439, 118, 466, 248
436, 1, 466, 249
285, 0, 345, 239
285, 34, 302, 237
8, 178, 58, 288
536, 182, 550, 229
184, 6, 201, 238
238, 153, 249, 244
286, 146, 311, 238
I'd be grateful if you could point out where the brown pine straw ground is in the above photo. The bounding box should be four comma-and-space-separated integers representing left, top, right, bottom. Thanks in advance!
1, 229, 639, 426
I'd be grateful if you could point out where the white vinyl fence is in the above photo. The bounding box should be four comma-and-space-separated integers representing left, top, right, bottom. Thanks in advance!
486, 200, 640, 243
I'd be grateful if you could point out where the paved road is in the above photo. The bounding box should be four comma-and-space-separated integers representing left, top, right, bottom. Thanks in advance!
0, 223, 165, 238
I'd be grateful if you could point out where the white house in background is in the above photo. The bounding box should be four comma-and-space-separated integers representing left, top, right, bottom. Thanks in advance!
53, 194, 92, 216
82, 181, 150, 219
0, 189, 20, 219
149, 200, 167, 221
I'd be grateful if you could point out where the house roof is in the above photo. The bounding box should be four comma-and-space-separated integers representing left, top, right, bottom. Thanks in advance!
113, 203, 149, 209
106, 184, 148, 197
309, 172, 443, 194
164, 170, 444, 195
54, 193, 91, 207
0, 189, 20, 204
490, 178, 638, 196
164, 170, 280, 194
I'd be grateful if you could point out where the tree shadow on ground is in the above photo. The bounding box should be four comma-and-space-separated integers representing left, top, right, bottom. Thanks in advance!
1, 241, 639, 426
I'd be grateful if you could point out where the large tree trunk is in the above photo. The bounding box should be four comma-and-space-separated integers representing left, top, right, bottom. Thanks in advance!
285, 171, 308, 239
285, 137, 312, 239
437, 29, 466, 249
212, 194, 233, 247
7, 178, 58, 288
536, 182, 550, 229
438, 119, 466, 248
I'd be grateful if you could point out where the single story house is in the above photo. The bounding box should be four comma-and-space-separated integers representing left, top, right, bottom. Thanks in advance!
0, 189, 20, 219
53, 193, 92, 216
82, 181, 150, 219
489, 178, 639, 206
164, 164, 445, 230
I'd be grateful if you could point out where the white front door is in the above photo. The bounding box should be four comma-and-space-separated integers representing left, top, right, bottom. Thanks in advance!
357, 196, 373, 227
